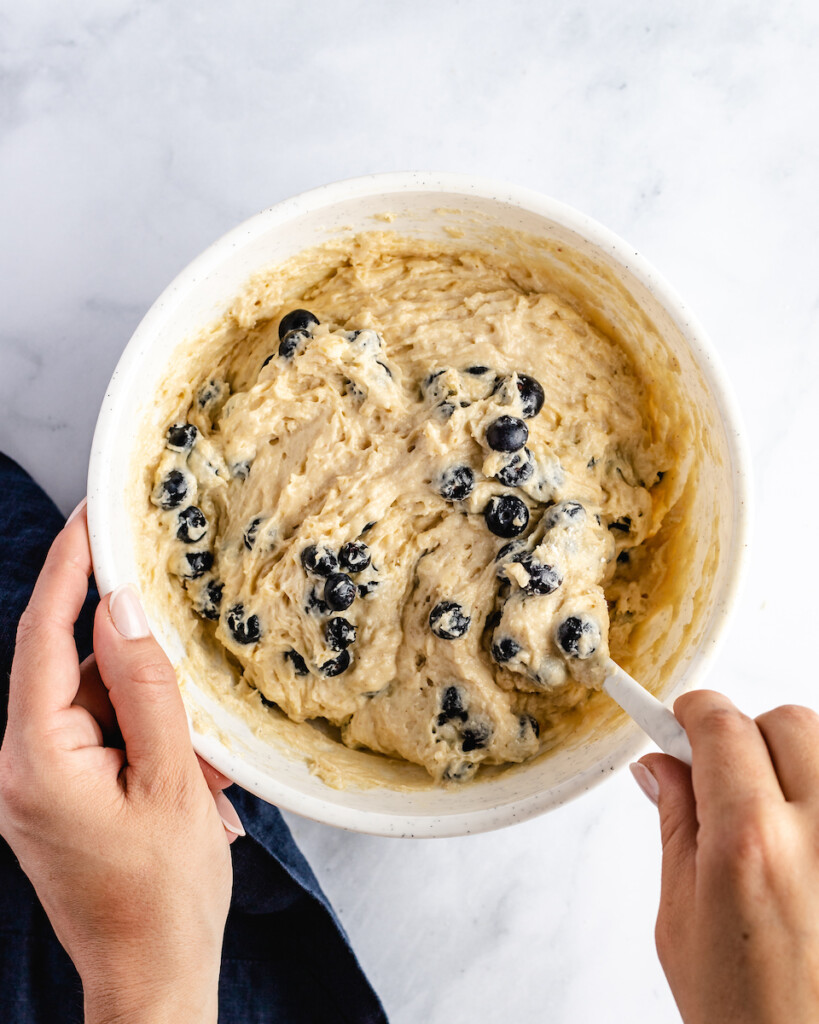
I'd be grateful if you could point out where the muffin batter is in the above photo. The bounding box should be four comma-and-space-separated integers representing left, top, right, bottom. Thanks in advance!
146, 236, 675, 783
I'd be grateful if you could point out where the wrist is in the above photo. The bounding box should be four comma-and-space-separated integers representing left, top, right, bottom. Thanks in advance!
82, 959, 220, 1024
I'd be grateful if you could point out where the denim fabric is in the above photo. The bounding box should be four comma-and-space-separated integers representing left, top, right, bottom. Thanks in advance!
0, 453, 387, 1023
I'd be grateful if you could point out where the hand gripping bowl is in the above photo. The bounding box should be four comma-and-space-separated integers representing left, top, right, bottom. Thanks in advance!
87, 172, 750, 838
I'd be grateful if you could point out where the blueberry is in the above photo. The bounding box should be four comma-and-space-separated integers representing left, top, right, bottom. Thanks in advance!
320, 649, 351, 676
438, 465, 475, 502
556, 616, 600, 659
305, 588, 329, 615
496, 539, 527, 565
496, 448, 534, 487
437, 401, 455, 420
516, 374, 545, 418
608, 516, 632, 533
154, 470, 188, 510
437, 686, 468, 724
546, 500, 586, 528
176, 506, 207, 543
284, 649, 309, 676
524, 559, 563, 595
325, 573, 356, 611
279, 329, 311, 359
339, 541, 371, 573
358, 581, 380, 598
484, 494, 529, 538
244, 517, 263, 550
227, 604, 261, 645
429, 601, 471, 640
166, 423, 198, 452
521, 714, 540, 738
485, 609, 502, 630
443, 762, 477, 782
278, 308, 319, 339
617, 550, 630, 565
183, 551, 213, 579
491, 637, 522, 663
461, 722, 492, 752
376, 359, 393, 378
301, 545, 338, 577
361, 521, 376, 533
465, 365, 491, 375
325, 617, 357, 651
195, 579, 223, 621
197, 379, 224, 408
486, 416, 528, 452
231, 460, 251, 480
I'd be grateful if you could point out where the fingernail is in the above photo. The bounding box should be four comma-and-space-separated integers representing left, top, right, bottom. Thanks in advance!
215, 791, 245, 837
66, 497, 88, 526
630, 762, 660, 806
109, 584, 150, 640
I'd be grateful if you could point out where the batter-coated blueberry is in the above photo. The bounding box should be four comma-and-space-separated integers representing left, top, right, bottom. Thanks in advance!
521, 714, 540, 738
166, 423, 198, 452
492, 637, 522, 663
320, 649, 351, 676
429, 601, 471, 640
496, 448, 534, 487
438, 465, 475, 501
243, 517, 263, 550
486, 416, 528, 452
301, 545, 339, 577
155, 470, 188, 510
556, 615, 600, 659
325, 617, 357, 651
278, 308, 319, 339
461, 722, 492, 752
608, 516, 632, 533
195, 579, 223, 621
176, 506, 207, 544
227, 604, 261, 645
484, 494, 529, 538
182, 550, 213, 580
438, 685, 468, 724
523, 558, 563, 595
339, 541, 371, 573
324, 573, 356, 611
284, 649, 309, 676
278, 329, 310, 359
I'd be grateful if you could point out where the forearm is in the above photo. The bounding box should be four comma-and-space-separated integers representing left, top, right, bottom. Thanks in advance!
83, 964, 220, 1024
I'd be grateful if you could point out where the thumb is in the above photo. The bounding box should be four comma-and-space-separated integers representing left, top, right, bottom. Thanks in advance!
93, 584, 196, 781
636, 753, 698, 966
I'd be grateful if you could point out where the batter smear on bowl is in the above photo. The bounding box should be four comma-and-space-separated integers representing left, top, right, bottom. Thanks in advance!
146, 234, 680, 783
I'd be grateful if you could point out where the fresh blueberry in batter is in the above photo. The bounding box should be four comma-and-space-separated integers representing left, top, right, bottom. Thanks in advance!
546, 500, 586, 528
176, 506, 207, 544
437, 401, 456, 420
461, 722, 492, 752
496, 448, 534, 487
556, 615, 600, 659
155, 470, 188, 510
465, 365, 491, 375
486, 416, 528, 452
284, 649, 309, 676
339, 541, 371, 573
324, 573, 356, 611
306, 587, 329, 616
515, 374, 545, 418
521, 714, 540, 738
325, 617, 357, 651
438, 686, 468, 724
278, 309, 319, 338
183, 551, 213, 579
227, 604, 261, 645
231, 460, 252, 480
484, 494, 529, 537
438, 465, 475, 501
608, 516, 632, 533
166, 423, 198, 452
320, 649, 351, 676
197, 379, 224, 408
358, 581, 380, 598
195, 579, 223, 621
279, 329, 310, 360
301, 545, 339, 577
617, 550, 630, 564
523, 558, 563, 595
491, 637, 522, 663
243, 517, 263, 550
429, 601, 471, 640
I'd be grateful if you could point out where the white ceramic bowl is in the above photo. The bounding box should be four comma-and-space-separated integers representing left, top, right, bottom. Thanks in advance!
87, 172, 750, 838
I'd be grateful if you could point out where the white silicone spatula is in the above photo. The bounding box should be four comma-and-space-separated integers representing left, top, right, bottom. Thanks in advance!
603, 660, 693, 764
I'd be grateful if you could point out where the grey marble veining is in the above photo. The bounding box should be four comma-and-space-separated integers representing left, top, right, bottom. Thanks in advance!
3, 2, 818, 1021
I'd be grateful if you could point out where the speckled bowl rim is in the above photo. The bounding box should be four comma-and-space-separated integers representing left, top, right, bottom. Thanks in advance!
88, 171, 751, 837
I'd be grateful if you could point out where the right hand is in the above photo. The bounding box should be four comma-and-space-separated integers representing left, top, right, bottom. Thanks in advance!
636, 690, 819, 1024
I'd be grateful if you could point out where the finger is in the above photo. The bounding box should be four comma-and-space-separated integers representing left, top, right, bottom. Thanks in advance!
674, 690, 784, 825
214, 790, 245, 844
755, 705, 819, 803
93, 584, 196, 783
73, 654, 123, 747
196, 755, 233, 794
638, 754, 698, 982
7, 502, 91, 732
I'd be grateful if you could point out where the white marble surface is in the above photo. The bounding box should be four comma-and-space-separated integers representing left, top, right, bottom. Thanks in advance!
2, 2, 818, 1021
